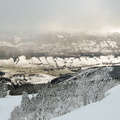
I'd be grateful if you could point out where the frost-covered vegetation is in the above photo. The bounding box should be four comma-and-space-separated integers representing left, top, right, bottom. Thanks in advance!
9, 66, 120, 120
51, 85, 120, 120
0, 71, 8, 98
0, 83, 7, 98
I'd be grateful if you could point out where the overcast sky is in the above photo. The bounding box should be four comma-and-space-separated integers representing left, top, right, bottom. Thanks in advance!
0, 0, 120, 33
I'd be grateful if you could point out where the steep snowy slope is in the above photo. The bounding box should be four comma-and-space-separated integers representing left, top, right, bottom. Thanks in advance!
0, 95, 21, 120
52, 85, 120, 120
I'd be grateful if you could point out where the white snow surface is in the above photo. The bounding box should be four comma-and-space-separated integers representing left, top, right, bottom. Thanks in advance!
52, 85, 120, 120
0, 94, 34, 120
0, 95, 21, 120
27, 74, 55, 84
0, 55, 120, 68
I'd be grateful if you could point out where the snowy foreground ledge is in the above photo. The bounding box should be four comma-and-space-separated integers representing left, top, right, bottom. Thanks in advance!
0, 95, 21, 120
0, 85, 120, 120
51, 85, 120, 120
0, 94, 32, 120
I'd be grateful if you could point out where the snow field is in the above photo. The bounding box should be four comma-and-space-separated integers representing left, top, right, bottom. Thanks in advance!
0, 55, 120, 68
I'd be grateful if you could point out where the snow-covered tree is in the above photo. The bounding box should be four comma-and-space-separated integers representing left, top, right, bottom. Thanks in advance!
9, 106, 22, 120
21, 91, 31, 112
0, 83, 7, 98
10, 66, 120, 120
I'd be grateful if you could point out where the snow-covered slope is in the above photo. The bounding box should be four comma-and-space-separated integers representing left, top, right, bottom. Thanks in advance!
0, 95, 21, 120
0, 79, 120, 120
52, 85, 120, 120
0, 55, 120, 68
0, 94, 34, 120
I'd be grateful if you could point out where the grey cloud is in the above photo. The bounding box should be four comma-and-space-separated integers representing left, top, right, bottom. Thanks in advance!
0, 0, 120, 33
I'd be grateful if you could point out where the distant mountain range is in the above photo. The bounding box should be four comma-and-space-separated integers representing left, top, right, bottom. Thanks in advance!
0, 32, 120, 59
